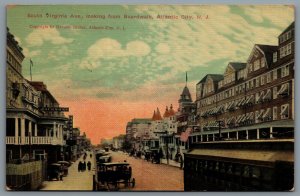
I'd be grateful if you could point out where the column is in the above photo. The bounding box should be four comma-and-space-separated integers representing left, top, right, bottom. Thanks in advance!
270, 127, 273, 139
29, 121, 32, 144
236, 131, 239, 140
212, 134, 215, 141
15, 117, 19, 144
257, 129, 260, 140
21, 118, 25, 144
34, 123, 37, 136
227, 132, 229, 138
246, 130, 249, 140
53, 122, 57, 138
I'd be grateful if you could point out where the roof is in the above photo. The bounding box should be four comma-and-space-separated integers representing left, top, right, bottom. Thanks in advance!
186, 148, 294, 164
229, 62, 247, 71
278, 21, 295, 37
179, 86, 193, 102
152, 108, 162, 121
197, 74, 224, 84
257, 44, 278, 66
29, 81, 59, 104
132, 118, 152, 124
98, 162, 130, 166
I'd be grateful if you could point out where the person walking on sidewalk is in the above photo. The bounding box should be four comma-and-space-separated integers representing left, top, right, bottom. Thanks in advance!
179, 155, 184, 169
78, 161, 82, 172
87, 161, 91, 171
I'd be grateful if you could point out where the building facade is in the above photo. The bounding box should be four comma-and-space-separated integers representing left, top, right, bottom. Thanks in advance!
196, 22, 294, 142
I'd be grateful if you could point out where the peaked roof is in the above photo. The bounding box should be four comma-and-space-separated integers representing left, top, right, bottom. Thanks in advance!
152, 108, 162, 121
179, 86, 193, 103
197, 74, 224, 84
168, 104, 176, 116
163, 106, 170, 118
278, 21, 294, 37
29, 80, 58, 104
229, 62, 247, 71
256, 44, 277, 66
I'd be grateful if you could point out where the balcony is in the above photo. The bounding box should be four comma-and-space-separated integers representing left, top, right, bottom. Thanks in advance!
6, 136, 64, 145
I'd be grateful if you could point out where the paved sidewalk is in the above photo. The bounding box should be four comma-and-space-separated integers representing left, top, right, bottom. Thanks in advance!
40, 151, 95, 191
161, 159, 181, 168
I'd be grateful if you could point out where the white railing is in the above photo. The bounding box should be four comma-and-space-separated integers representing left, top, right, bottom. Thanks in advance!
6, 136, 64, 145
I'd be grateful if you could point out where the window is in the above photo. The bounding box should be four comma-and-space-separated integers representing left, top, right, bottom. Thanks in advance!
280, 43, 292, 58
281, 65, 290, 77
250, 80, 254, 89
273, 52, 277, 63
249, 64, 253, 73
261, 75, 265, 86
256, 78, 259, 87
261, 58, 265, 67
254, 59, 260, 71
280, 104, 289, 119
266, 73, 271, 83
255, 92, 260, 103
273, 107, 277, 120
273, 87, 277, 99
273, 69, 278, 80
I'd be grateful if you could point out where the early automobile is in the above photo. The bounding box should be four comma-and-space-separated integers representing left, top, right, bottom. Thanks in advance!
97, 162, 135, 190
47, 163, 63, 181
57, 161, 70, 176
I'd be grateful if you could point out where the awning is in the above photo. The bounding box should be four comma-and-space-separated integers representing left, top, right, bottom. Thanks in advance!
226, 117, 235, 125
245, 95, 254, 105
277, 83, 289, 96
227, 101, 235, 111
280, 105, 289, 116
263, 89, 271, 101
262, 108, 271, 118
257, 92, 264, 103
256, 110, 264, 120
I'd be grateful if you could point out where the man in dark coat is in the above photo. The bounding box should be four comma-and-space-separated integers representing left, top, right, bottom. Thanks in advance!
87, 161, 91, 171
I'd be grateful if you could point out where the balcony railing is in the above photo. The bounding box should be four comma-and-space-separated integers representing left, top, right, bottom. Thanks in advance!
6, 136, 64, 145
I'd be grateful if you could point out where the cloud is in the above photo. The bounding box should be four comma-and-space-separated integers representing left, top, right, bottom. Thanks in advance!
23, 47, 41, 58
87, 38, 150, 60
155, 43, 170, 54
26, 28, 73, 47
80, 38, 151, 69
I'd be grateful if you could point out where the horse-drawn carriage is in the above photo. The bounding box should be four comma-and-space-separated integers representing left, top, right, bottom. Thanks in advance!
97, 162, 135, 190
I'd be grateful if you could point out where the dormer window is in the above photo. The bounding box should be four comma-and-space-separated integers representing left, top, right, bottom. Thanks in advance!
273, 52, 277, 63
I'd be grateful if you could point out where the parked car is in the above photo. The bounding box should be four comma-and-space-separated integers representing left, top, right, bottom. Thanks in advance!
47, 163, 63, 181
57, 161, 70, 176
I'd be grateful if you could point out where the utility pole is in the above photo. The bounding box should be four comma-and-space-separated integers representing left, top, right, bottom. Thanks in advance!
166, 134, 169, 165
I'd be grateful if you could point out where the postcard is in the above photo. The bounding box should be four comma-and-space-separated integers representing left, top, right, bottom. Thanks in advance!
6, 5, 294, 191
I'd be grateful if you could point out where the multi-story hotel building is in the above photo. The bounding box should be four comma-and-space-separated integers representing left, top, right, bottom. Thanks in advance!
6, 28, 69, 190
196, 22, 294, 142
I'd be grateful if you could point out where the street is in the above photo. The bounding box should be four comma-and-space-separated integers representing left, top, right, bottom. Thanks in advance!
39, 150, 183, 191
40, 151, 95, 191
110, 151, 184, 191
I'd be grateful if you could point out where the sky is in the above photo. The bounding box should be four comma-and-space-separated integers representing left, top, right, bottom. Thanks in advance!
7, 5, 294, 144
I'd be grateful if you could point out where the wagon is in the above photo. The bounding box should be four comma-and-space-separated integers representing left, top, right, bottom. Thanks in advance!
97, 162, 135, 190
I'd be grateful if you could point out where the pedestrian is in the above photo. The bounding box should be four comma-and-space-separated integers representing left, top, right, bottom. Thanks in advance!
78, 161, 82, 172
87, 161, 91, 171
179, 155, 184, 169
83, 161, 87, 171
